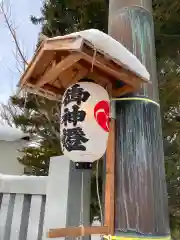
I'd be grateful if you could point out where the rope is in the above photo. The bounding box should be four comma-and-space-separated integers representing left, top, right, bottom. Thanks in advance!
78, 170, 84, 240
80, 171, 84, 227
81, 225, 85, 237
96, 159, 103, 224
96, 159, 104, 240
103, 235, 171, 240
111, 97, 160, 107
77, 161, 103, 239
91, 48, 97, 72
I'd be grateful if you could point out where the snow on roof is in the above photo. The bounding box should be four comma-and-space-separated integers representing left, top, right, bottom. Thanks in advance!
0, 124, 28, 142
49, 29, 150, 81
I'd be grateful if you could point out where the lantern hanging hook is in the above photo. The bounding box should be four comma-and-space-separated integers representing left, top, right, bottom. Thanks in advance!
96, 159, 104, 240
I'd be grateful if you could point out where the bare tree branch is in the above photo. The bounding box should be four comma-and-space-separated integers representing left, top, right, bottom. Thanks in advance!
39, 33, 48, 42
0, 1, 61, 151
0, 100, 18, 126
0, 0, 28, 68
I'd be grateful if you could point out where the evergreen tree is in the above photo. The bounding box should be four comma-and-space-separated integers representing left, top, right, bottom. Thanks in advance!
9, 93, 61, 175
31, 0, 108, 37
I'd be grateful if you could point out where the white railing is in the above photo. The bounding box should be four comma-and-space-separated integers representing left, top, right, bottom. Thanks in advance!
0, 156, 91, 240
0, 174, 47, 240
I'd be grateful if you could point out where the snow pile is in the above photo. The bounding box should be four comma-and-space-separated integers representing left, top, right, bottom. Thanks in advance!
50, 29, 150, 81
91, 219, 101, 240
0, 174, 46, 180
0, 124, 28, 142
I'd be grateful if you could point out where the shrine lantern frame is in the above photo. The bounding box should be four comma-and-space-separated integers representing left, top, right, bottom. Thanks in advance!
17, 29, 150, 239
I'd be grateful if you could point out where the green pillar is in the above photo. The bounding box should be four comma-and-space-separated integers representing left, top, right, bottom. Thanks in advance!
108, 0, 170, 236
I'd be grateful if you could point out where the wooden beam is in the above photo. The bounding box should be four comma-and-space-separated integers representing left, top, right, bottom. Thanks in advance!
82, 52, 139, 87
47, 226, 109, 238
24, 84, 59, 101
88, 71, 110, 86
66, 68, 89, 88
20, 47, 45, 86
112, 85, 134, 97
43, 84, 64, 94
44, 36, 83, 51
81, 45, 146, 87
36, 53, 82, 88
55, 68, 77, 88
105, 118, 115, 235
59, 63, 88, 88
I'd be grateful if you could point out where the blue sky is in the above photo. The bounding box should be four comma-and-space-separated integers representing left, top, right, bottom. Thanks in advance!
0, 0, 42, 102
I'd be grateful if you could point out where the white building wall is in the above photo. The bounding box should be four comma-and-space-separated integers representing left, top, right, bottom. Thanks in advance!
0, 140, 26, 175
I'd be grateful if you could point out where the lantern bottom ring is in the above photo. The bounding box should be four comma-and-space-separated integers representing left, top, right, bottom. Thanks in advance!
75, 162, 93, 170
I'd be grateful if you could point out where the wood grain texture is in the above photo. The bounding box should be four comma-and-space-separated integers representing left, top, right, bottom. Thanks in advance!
48, 226, 109, 238
20, 48, 45, 86
82, 51, 140, 88
112, 85, 135, 97
36, 53, 82, 87
18, 35, 148, 100
104, 119, 115, 235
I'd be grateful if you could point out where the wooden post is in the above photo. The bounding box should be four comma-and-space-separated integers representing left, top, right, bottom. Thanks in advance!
108, 0, 170, 236
43, 156, 70, 240
104, 102, 115, 235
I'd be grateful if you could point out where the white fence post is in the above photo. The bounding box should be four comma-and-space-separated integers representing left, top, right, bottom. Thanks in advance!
43, 155, 91, 240
43, 155, 71, 240
66, 165, 91, 240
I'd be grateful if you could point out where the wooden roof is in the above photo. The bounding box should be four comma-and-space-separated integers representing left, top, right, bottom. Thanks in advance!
18, 31, 150, 100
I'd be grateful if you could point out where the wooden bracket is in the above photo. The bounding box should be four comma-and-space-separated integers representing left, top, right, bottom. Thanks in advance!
112, 85, 134, 97
36, 53, 82, 87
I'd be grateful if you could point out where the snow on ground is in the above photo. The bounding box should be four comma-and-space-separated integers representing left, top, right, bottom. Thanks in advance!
50, 29, 150, 81
91, 219, 102, 240
0, 173, 46, 180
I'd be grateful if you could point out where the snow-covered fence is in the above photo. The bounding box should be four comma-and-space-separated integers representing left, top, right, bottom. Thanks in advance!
0, 156, 91, 240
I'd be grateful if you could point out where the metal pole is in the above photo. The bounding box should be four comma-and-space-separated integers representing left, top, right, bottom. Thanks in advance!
108, 0, 170, 236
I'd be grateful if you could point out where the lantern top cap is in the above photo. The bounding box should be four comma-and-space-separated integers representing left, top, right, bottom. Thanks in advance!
48, 29, 150, 81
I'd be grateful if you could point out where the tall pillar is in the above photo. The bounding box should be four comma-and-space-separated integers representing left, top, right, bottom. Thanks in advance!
108, 0, 170, 236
